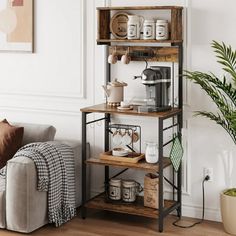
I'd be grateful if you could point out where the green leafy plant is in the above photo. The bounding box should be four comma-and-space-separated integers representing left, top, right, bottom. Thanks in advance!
185, 41, 236, 145
224, 188, 236, 197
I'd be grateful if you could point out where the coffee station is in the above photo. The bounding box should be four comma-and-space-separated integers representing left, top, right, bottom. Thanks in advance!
81, 5, 183, 233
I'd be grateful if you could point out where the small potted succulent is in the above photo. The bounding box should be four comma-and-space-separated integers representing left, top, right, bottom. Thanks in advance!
185, 41, 236, 235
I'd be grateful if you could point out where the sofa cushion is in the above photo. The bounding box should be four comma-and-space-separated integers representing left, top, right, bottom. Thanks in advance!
12, 122, 56, 146
0, 175, 6, 229
0, 119, 24, 169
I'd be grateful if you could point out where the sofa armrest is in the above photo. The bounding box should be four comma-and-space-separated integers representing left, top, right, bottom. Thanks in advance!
6, 156, 47, 233
5, 140, 87, 233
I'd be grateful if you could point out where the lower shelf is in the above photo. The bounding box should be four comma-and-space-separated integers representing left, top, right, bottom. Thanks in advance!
85, 193, 176, 219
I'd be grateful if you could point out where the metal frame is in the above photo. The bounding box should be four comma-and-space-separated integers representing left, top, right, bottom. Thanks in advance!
81, 43, 183, 232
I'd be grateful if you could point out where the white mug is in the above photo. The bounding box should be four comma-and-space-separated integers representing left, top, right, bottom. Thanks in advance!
108, 52, 118, 64
121, 51, 131, 64
127, 15, 144, 40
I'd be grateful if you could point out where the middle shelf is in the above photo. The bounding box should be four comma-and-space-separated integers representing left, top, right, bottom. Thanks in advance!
86, 157, 171, 173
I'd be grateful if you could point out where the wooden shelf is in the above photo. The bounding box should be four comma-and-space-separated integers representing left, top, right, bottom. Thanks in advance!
85, 193, 176, 219
86, 157, 171, 173
97, 6, 183, 10
97, 39, 183, 44
81, 103, 181, 118
97, 6, 183, 45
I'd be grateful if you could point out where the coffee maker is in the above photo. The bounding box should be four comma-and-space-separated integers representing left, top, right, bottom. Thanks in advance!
137, 66, 171, 112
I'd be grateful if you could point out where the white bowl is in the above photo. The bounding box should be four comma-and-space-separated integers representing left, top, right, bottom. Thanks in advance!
112, 148, 128, 157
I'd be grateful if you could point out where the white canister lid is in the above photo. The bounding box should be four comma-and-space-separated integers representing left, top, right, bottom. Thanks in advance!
156, 19, 168, 24
110, 179, 121, 185
128, 15, 140, 20
122, 180, 136, 187
144, 19, 155, 23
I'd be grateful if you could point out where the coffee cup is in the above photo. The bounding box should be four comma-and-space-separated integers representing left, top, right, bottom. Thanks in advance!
120, 101, 130, 108
121, 52, 131, 64
108, 52, 118, 64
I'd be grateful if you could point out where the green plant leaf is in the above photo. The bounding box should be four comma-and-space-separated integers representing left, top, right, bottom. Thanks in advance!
185, 41, 236, 145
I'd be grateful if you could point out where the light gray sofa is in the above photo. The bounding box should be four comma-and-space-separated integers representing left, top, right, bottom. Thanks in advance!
0, 122, 83, 233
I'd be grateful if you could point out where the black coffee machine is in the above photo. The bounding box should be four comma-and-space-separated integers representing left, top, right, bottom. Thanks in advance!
135, 66, 171, 112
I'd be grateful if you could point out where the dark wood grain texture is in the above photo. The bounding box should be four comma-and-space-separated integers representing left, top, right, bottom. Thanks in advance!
170, 9, 182, 41
97, 10, 110, 40
109, 46, 179, 62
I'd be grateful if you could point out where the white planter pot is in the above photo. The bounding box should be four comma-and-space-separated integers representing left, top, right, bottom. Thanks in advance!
220, 191, 236, 235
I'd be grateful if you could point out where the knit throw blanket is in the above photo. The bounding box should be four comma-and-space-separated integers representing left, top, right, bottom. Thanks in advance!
14, 142, 76, 227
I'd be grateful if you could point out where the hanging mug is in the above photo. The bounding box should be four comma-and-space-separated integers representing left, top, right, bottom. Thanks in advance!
127, 15, 144, 40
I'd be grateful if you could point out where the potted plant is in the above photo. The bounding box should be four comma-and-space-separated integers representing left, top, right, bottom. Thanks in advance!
185, 41, 236, 235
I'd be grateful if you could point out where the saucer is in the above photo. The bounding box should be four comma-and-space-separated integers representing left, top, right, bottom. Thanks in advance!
117, 106, 133, 111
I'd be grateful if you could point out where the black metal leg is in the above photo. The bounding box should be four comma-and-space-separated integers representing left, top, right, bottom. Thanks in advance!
81, 112, 87, 219
158, 118, 164, 232
104, 113, 110, 193
177, 113, 182, 218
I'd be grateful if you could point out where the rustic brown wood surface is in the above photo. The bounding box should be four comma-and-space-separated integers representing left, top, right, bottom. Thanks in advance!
80, 104, 182, 118
97, 6, 184, 10
86, 157, 171, 173
170, 9, 182, 41
97, 39, 183, 44
0, 210, 227, 236
97, 10, 110, 40
108, 46, 179, 62
85, 193, 175, 219
99, 151, 145, 164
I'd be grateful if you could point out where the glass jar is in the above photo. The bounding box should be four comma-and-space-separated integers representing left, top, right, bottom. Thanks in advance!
145, 142, 159, 163
156, 20, 169, 40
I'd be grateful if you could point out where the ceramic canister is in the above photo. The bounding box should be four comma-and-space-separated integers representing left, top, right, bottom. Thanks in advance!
127, 15, 144, 39
122, 180, 138, 202
156, 20, 169, 40
143, 19, 155, 40
109, 179, 122, 200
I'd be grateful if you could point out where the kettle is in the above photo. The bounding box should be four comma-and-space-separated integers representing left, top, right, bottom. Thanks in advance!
102, 79, 127, 107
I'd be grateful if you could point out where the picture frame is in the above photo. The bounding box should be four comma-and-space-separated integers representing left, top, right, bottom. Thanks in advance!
0, 0, 34, 52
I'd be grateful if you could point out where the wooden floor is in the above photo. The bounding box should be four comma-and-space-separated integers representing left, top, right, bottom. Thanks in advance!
0, 210, 229, 236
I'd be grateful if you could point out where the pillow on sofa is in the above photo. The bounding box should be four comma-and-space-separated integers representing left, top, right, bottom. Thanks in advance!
0, 119, 24, 169
12, 122, 56, 146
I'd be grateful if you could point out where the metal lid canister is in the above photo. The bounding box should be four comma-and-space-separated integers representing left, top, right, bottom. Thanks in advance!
156, 19, 169, 40
109, 179, 122, 200
122, 180, 137, 203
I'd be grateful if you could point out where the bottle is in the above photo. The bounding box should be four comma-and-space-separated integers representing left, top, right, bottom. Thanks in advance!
143, 19, 155, 40
156, 20, 169, 40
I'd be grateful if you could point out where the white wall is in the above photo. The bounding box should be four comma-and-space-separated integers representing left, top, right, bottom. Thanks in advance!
0, 0, 93, 138
0, 0, 236, 223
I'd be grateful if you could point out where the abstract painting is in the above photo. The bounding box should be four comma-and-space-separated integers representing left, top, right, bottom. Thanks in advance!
0, 0, 33, 52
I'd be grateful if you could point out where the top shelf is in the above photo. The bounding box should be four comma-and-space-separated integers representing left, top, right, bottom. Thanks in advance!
81, 103, 181, 119
97, 6, 183, 45
97, 6, 184, 10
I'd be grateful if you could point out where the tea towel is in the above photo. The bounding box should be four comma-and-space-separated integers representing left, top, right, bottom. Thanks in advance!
170, 135, 183, 172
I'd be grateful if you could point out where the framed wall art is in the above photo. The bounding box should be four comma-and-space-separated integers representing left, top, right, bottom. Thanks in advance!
0, 0, 34, 52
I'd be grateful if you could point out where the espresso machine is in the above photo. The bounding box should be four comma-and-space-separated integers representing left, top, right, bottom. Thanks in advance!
135, 66, 171, 112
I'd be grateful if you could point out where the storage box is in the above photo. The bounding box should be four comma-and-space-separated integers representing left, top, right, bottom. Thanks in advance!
144, 173, 159, 209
